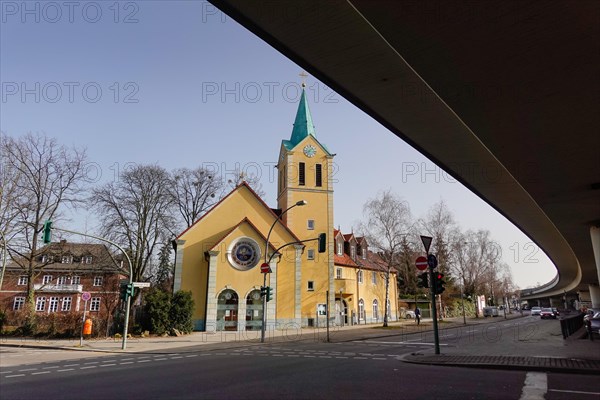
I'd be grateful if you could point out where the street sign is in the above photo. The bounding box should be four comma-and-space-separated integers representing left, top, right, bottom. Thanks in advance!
428, 254, 438, 269
133, 282, 151, 288
260, 262, 271, 273
415, 256, 428, 271
81, 291, 91, 301
420, 235, 433, 253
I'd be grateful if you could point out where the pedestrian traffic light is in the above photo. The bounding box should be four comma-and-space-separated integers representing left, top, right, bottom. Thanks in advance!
318, 233, 326, 253
42, 220, 53, 244
266, 286, 273, 302
433, 273, 446, 294
417, 272, 429, 288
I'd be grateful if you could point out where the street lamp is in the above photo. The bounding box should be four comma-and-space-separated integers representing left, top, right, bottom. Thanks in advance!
260, 200, 307, 343
0, 232, 6, 291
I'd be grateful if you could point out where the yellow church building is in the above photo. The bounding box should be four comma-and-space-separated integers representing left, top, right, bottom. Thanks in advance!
173, 85, 398, 331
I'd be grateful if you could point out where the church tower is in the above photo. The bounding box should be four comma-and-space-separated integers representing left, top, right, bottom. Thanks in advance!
276, 83, 335, 319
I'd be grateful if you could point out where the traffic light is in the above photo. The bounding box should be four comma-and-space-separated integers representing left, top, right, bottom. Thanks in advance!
266, 286, 273, 302
417, 272, 429, 288
318, 233, 327, 253
42, 220, 53, 244
125, 283, 135, 298
120, 282, 128, 301
260, 286, 267, 298
433, 273, 446, 294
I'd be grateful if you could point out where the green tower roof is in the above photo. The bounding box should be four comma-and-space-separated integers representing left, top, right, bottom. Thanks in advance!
289, 87, 316, 146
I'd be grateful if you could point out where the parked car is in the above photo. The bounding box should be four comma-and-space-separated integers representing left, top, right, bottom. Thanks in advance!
584, 310, 600, 334
404, 310, 416, 319
540, 308, 557, 319
552, 307, 560, 316
531, 306, 542, 316
483, 307, 499, 317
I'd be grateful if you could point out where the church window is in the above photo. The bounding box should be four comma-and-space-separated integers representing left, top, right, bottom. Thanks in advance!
315, 164, 322, 187
299, 162, 305, 186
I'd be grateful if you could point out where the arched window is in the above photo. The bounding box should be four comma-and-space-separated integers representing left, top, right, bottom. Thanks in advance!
217, 289, 239, 331
372, 299, 379, 321
245, 289, 263, 331
358, 299, 365, 321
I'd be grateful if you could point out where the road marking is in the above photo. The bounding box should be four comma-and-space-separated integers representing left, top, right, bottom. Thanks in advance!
31, 371, 51, 375
100, 364, 116, 367
184, 355, 198, 358
63, 364, 79, 367
170, 356, 183, 359
519, 372, 547, 400
80, 366, 97, 370
0, 371, 14, 374
137, 360, 151, 363
373, 358, 387, 360
119, 362, 134, 365
549, 389, 600, 396
18, 368, 37, 372
5, 374, 25, 378
154, 358, 167, 361
42, 366, 59, 369
57, 368, 75, 372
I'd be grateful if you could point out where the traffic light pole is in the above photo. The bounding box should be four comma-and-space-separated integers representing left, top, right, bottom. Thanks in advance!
50, 226, 134, 350
429, 263, 441, 355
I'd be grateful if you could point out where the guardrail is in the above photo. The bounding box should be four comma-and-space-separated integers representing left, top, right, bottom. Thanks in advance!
560, 312, 584, 339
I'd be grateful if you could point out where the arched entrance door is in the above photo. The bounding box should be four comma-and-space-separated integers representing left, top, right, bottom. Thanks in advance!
246, 289, 263, 331
217, 289, 239, 331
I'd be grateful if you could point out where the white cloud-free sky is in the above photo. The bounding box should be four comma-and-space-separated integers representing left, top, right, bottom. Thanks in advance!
0, 1, 556, 288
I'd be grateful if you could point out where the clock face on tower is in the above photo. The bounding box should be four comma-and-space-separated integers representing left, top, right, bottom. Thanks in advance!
303, 144, 317, 158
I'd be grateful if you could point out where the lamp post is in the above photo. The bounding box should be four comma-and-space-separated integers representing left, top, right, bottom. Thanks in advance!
0, 232, 6, 291
261, 200, 307, 343
460, 273, 467, 325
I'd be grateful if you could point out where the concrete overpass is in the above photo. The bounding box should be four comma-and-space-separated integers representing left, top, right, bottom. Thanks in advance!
211, 1, 600, 307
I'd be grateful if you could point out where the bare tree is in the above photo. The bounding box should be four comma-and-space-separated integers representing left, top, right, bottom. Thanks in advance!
360, 190, 413, 327
226, 170, 266, 199
169, 167, 223, 229
1, 133, 87, 308
90, 164, 175, 283
418, 199, 458, 275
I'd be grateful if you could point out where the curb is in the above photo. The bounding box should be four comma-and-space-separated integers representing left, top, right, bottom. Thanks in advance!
400, 352, 600, 375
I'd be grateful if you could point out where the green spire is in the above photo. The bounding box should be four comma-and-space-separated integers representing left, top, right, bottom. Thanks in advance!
289, 86, 316, 146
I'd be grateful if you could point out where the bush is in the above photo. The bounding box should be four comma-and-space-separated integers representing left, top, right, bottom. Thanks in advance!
143, 289, 171, 335
170, 291, 194, 334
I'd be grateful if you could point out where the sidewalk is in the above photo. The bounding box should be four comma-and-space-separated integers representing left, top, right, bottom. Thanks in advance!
1, 313, 599, 374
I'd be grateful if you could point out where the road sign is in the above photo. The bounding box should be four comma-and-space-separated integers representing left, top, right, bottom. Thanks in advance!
133, 282, 151, 288
420, 236, 433, 253
428, 254, 438, 269
415, 256, 428, 271
81, 291, 91, 301
260, 262, 271, 273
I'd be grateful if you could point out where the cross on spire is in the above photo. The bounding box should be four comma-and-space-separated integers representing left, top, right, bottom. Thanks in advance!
299, 71, 308, 88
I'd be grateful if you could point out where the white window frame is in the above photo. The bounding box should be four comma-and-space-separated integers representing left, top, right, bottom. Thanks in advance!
13, 296, 25, 310
307, 219, 315, 230
372, 271, 377, 284
336, 268, 342, 279
18, 276, 28, 285
35, 297, 46, 312
81, 255, 93, 264
41, 254, 48, 263
358, 270, 363, 284
351, 246, 356, 259
61, 255, 71, 264
362, 248, 366, 259
337, 242, 343, 255
61, 296, 72, 311
71, 276, 81, 284
42, 275, 52, 284
90, 297, 101, 311
57, 276, 67, 285
93, 276, 103, 286
358, 299, 365, 320
307, 281, 314, 291
373, 299, 379, 320
48, 296, 59, 312
307, 249, 315, 260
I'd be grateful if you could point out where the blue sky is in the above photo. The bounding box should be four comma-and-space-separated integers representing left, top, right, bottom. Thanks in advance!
0, 1, 556, 288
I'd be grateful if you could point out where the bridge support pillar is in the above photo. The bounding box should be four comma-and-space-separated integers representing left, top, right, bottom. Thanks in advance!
591, 226, 600, 308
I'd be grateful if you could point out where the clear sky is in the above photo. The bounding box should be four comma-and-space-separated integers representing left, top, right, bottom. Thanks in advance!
0, 1, 556, 288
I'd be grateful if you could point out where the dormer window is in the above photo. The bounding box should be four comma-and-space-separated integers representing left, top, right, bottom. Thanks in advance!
40, 254, 48, 263
337, 241, 343, 255
81, 255, 93, 264
351, 246, 356, 260
61, 255, 72, 264
362, 248, 366, 259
